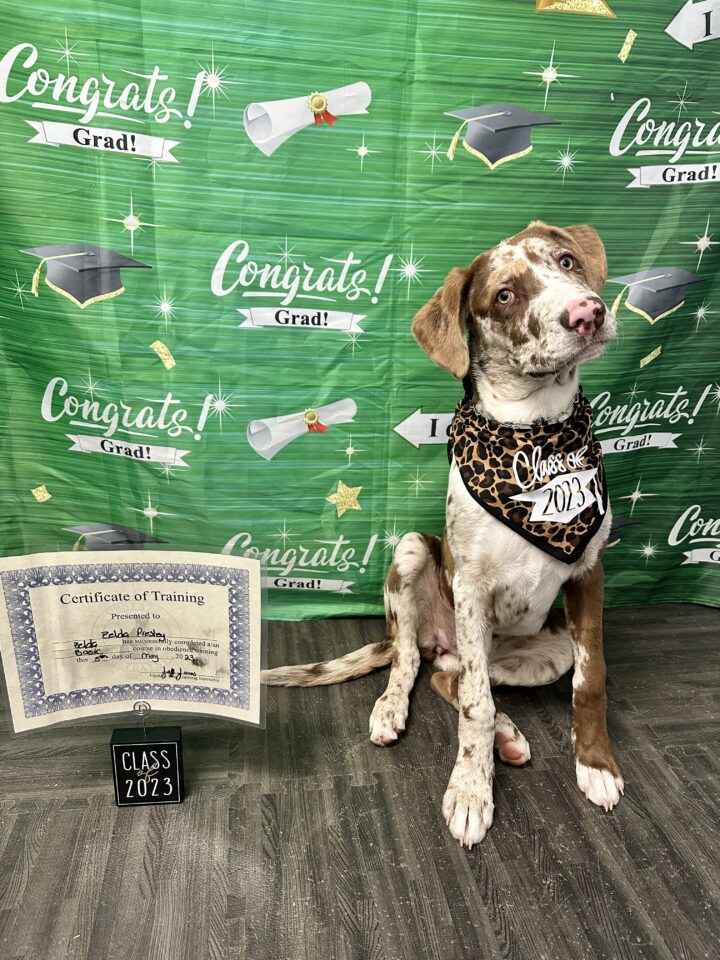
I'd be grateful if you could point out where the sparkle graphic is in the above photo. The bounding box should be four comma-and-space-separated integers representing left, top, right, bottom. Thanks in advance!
347, 133, 378, 172
195, 45, 238, 116
45, 28, 87, 73
152, 285, 177, 329
80, 370, 100, 402
381, 522, 405, 552
524, 42, 578, 109
636, 540, 658, 564
158, 463, 179, 483
131, 493, 175, 535
418, 132, 443, 173
619, 478, 656, 517
338, 435, 364, 465
207, 381, 238, 431
6, 270, 29, 310
394, 241, 427, 296
103, 194, 158, 255
343, 332, 363, 356
693, 301, 712, 332
667, 81, 696, 121
145, 156, 166, 181
688, 436, 712, 461
274, 520, 294, 547
624, 380, 643, 402
711, 383, 720, 415
680, 215, 717, 270
545, 140, 583, 184
406, 468, 430, 496
277, 236, 300, 268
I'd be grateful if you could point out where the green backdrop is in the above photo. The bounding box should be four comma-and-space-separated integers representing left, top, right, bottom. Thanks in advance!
0, 0, 718, 619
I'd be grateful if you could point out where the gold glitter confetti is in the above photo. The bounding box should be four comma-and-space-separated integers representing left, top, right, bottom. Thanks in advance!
536, 0, 615, 17
640, 345, 662, 368
150, 340, 176, 370
31, 484, 51, 502
326, 479, 362, 517
618, 29, 638, 63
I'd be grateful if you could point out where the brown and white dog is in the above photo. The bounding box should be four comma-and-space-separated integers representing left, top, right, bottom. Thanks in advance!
264, 221, 623, 847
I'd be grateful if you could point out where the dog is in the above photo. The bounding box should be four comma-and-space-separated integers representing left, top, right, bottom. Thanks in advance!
263, 221, 623, 847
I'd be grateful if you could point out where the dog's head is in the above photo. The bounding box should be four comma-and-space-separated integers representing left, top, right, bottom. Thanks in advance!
412, 221, 615, 381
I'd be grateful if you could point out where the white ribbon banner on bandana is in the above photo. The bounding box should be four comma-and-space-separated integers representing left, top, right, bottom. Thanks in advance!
247, 398, 357, 461
600, 431, 681, 454
263, 576, 354, 593
681, 547, 720, 566
238, 307, 365, 333
26, 120, 180, 163
626, 162, 720, 189
67, 435, 190, 466
243, 81, 372, 156
510, 469, 603, 524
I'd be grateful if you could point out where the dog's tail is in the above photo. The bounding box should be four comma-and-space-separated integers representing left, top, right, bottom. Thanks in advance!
262, 639, 393, 687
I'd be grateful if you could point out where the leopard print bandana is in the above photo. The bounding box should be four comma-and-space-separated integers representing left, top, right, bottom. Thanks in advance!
448, 390, 607, 564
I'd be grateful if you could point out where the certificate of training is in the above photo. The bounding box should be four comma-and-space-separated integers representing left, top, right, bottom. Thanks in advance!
0, 551, 263, 731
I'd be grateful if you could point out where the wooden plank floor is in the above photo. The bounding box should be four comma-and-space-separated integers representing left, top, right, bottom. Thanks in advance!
1, 604, 719, 960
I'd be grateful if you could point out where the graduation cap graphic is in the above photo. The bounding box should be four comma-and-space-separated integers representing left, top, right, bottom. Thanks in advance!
22, 243, 150, 309
607, 517, 639, 548
65, 523, 164, 551
445, 103, 560, 169
608, 268, 704, 324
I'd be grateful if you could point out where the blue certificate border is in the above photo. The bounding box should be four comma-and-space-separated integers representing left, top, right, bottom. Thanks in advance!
0, 561, 251, 718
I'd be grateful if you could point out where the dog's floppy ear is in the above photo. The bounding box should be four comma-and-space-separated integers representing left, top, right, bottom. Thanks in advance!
564, 224, 607, 294
411, 266, 470, 379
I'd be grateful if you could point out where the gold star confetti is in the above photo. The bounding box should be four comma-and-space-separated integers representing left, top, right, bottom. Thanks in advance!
31, 484, 51, 502
326, 480, 362, 517
536, 0, 615, 16
640, 345, 662, 368
618, 29, 638, 63
150, 340, 176, 370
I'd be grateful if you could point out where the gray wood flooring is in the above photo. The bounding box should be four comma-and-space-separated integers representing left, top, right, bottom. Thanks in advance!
0, 604, 719, 960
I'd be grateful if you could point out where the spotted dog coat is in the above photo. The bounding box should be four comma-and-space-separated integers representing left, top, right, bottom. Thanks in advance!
263, 221, 624, 848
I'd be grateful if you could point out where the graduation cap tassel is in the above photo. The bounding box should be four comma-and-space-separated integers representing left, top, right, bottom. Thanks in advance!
31, 252, 88, 298
610, 285, 628, 318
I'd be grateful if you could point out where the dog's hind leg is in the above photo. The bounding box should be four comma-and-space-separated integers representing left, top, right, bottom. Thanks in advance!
430, 671, 532, 766
369, 533, 439, 746
489, 610, 574, 687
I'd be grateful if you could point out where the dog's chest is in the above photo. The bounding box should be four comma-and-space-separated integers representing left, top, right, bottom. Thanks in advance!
445, 462, 610, 635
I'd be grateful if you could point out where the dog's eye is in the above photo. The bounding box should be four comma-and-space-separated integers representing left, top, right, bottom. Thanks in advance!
559, 254, 575, 270
496, 289, 514, 305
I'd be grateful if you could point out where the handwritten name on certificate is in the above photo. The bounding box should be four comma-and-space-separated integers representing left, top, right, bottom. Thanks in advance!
0, 551, 263, 731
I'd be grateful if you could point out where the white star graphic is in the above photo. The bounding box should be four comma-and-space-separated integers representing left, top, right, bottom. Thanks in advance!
711, 383, 720, 415
688, 436, 712, 461
406, 468, 431, 496
274, 520, 294, 547
636, 539, 659, 564
524, 42, 578, 110
624, 380, 643, 402
193, 44, 239, 118
693, 301, 712, 332
277, 237, 301, 268
6, 270, 29, 310
79, 369, 100, 401
45, 28, 87, 73
338, 435, 364, 465
343, 332, 363, 356
158, 463, 179, 483
667, 81, 696, 121
347, 133, 378, 172
103, 194, 159, 255
544, 140, 583, 184
381, 522, 405, 552
418, 133, 443, 173
152, 285, 176, 329
680, 215, 717, 270
131, 493, 175, 535
394, 241, 426, 297
619, 478, 656, 517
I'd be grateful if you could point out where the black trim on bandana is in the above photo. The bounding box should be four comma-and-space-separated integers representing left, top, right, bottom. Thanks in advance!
448, 389, 608, 564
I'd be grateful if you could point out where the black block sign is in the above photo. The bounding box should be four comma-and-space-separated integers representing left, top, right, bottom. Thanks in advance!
110, 726, 184, 806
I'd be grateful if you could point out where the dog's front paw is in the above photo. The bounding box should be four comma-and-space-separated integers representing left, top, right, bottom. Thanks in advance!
442, 765, 494, 847
576, 761, 624, 811
369, 693, 409, 746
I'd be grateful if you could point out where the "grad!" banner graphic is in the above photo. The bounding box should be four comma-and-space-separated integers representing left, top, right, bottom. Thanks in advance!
27, 120, 180, 162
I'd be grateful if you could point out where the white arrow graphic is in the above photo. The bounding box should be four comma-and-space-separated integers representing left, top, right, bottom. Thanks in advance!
666, 0, 720, 50
393, 408, 452, 448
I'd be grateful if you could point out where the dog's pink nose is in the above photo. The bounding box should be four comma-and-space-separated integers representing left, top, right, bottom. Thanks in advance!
563, 296, 605, 339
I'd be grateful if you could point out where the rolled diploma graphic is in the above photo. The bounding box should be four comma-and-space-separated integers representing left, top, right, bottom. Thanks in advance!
247, 398, 357, 460
243, 82, 372, 156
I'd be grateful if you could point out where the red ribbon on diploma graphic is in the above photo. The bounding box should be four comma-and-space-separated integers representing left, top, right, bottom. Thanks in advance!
303, 408, 328, 432
308, 92, 337, 126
